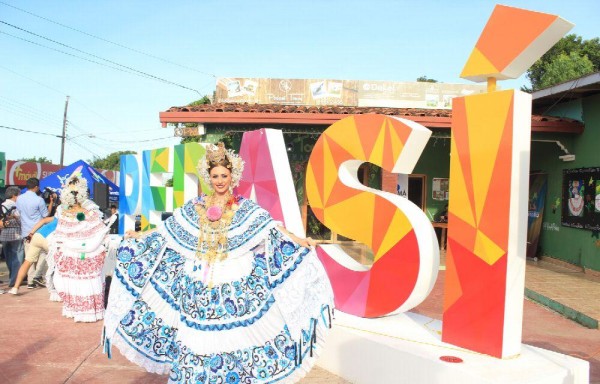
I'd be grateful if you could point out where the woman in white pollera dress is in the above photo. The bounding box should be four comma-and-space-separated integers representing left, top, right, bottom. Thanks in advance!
50, 173, 109, 322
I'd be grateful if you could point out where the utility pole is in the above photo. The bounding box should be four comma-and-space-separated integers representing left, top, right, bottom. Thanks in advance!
60, 95, 70, 167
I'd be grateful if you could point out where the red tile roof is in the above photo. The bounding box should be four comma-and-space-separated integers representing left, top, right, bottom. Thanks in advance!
166, 103, 454, 116
160, 103, 583, 134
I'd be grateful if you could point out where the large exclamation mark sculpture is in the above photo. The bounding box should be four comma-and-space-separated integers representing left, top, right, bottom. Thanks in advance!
442, 5, 573, 358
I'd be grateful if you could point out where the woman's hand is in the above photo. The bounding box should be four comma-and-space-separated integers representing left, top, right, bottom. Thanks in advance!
277, 226, 316, 248
299, 237, 316, 248
125, 230, 140, 239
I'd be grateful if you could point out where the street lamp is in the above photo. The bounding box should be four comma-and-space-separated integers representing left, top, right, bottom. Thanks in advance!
68, 133, 96, 140
60, 133, 96, 167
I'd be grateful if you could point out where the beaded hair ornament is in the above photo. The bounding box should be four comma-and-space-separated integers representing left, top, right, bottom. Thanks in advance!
198, 142, 245, 189
60, 172, 89, 208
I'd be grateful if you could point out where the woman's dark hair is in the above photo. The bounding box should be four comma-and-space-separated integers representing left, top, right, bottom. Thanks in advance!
208, 157, 232, 173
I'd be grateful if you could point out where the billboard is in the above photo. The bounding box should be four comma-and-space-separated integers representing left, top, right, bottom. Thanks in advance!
215, 78, 486, 109
4, 160, 119, 187
5, 160, 60, 186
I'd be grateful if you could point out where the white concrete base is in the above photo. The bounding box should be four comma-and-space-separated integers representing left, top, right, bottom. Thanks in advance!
317, 312, 589, 384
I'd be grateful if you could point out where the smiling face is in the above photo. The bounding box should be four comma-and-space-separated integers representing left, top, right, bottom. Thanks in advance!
209, 165, 232, 196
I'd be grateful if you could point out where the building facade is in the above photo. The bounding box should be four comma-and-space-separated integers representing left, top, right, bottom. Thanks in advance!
529, 72, 600, 275
160, 99, 584, 255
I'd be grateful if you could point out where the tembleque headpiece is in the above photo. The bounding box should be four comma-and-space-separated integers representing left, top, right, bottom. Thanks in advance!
198, 142, 244, 189
61, 172, 89, 208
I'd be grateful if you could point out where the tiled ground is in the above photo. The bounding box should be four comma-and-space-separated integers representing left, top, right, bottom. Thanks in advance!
0, 265, 349, 384
1, 256, 599, 383
525, 258, 600, 326
413, 264, 600, 384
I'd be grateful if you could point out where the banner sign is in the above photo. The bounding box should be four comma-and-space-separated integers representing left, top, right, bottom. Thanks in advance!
397, 174, 409, 198
5, 160, 119, 187
215, 78, 486, 109
527, 173, 547, 258
562, 167, 600, 231
6, 161, 60, 186
432, 177, 449, 201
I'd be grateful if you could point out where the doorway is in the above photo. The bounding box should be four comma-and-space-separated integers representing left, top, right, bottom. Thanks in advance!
408, 174, 427, 211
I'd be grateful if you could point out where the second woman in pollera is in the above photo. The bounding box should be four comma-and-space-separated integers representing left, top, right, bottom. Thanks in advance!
50, 173, 109, 322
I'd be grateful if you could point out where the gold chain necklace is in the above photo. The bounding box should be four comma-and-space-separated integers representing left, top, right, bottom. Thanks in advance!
194, 193, 239, 284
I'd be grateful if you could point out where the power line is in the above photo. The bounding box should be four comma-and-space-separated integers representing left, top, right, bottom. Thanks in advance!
0, 124, 61, 137
0, 0, 217, 79
0, 104, 63, 127
65, 128, 124, 153
0, 100, 64, 125
0, 96, 64, 122
96, 128, 163, 135
66, 120, 95, 137
0, 63, 69, 95
0, 23, 202, 95
92, 135, 177, 144
0, 30, 146, 78
0, 98, 104, 149
67, 137, 102, 158
0, 64, 135, 134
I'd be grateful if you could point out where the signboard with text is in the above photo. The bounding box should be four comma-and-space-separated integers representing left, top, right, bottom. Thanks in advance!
6, 160, 61, 186
4, 160, 119, 187
215, 78, 486, 109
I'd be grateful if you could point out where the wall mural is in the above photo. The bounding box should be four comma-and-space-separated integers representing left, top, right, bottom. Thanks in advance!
562, 167, 600, 232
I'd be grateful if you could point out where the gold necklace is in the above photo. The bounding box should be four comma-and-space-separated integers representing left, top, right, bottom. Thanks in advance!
194, 193, 239, 286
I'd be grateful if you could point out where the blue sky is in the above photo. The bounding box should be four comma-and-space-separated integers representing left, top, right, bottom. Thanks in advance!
1, 0, 598, 165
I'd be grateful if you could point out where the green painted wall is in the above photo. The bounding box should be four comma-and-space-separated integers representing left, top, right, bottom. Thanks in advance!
531, 93, 600, 271
201, 107, 600, 272
413, 131, 451, 221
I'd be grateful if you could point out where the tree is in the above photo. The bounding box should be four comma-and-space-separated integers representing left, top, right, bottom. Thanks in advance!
179, 95, 212, 144
416, 76, 438, 83
526, 34, 600, 91
89, 150, 136, 171
180, 134, 234, 148
181, 135, 202, 144
188, 95, 211, 106
538, 52, 594, 89
18, 156, 52, 164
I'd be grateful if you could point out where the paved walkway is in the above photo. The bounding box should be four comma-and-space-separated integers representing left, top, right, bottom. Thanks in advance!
0, 264, 349, 384
413, 256, 600, 384
1, 256, 599, 383
525, 258, 600, 328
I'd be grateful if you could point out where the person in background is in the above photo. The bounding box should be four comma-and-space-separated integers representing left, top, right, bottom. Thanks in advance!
49, 173, 109, 322
0, 186, 24, 293
16, 178, 50, 289
103, 204, 119, 235
437, 204, 448, 223
433, 204, 449, 250
27, 190, 58, 288
8, 215, 57, 295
